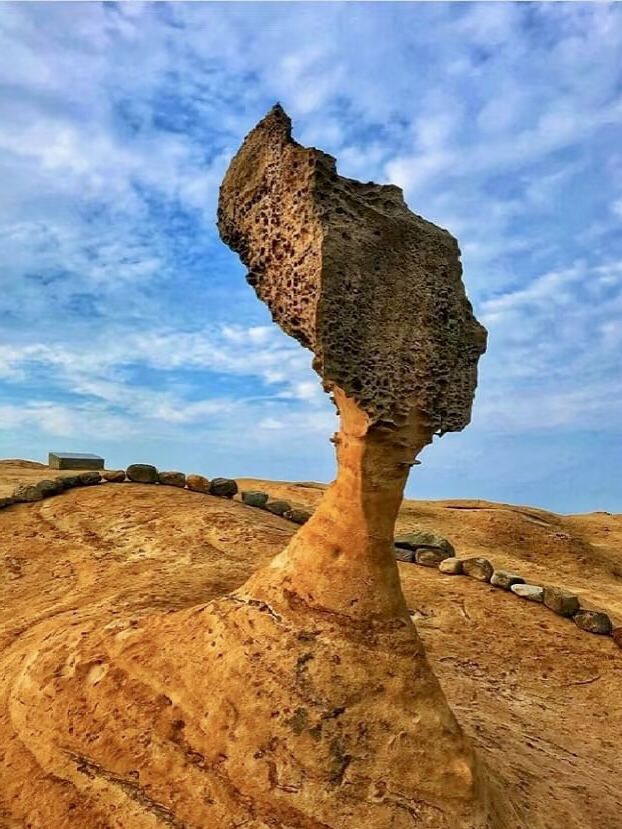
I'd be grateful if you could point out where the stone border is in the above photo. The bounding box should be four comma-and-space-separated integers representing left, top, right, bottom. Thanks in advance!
394, 537, 622, 649
2, 473, 620, 649
0, 465, 313, 527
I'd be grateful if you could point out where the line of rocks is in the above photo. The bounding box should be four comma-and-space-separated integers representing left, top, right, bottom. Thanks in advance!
239, 490, 312, 525
394, 530, 621, 649
3, 471, 103, 505
1, 464, 313, 528
4, 476, 618, 649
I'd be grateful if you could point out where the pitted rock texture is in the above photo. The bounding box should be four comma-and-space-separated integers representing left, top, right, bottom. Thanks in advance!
78, 471, 101, 486
416, 548, 452, 567
264, 499, 291, 516
34, 479, 61, 498
58, 474, 80, 488
283, 507, 312, 525
218, 105, 487, 432
463, 557, 494, 583
12, 483, 44, 502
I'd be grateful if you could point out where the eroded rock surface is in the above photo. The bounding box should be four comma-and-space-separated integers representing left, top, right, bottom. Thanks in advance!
440, 557, 464, 575
491, 570, 525, 591
126, 463, 158, 484
395, 530, 456, 557
102, 469, 126, 482
574, 609, 612, 635
218, 104, 486, 433
158, 470, 186, 487
544, 586, 581, 617
209, 477, 238, 498
186, 473, 210, 493
463, 557, 494, 583
242, 489, 270, 507
511, 583, 545, 603
1, 471, 621, 829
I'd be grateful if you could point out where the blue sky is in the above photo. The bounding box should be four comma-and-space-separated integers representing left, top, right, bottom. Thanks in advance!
1, 2, 621, 513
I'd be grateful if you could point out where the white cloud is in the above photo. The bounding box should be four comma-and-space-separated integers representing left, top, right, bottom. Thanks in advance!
0, 321, 326, 441
473, 259, 622, 435
258, 417, 284, 431
1, 2, 621, 508
0, 402, 138, 440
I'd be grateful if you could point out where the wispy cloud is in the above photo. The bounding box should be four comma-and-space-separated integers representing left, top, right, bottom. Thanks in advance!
0, 2, 621, 511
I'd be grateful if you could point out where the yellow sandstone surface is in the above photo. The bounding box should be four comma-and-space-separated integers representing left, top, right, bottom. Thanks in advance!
0, 461, 620, 828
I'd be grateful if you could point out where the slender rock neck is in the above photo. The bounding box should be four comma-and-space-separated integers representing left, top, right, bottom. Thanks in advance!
240, 388, 434, 622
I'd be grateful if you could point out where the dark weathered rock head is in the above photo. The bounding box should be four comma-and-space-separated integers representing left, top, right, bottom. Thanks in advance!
218, 104, 487, 433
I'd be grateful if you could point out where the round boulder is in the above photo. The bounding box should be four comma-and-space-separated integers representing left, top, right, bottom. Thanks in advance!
394, 547, 415, 563
283, 508, 312, 525
511, 584, 544, 603
462, 557, 493, 582
103, 470, 126, 483
126, 464, 158, 484
36, 479, 62, 498
58, 475, 81, 488
264, 500, 291, 516
415, 549, 448, 568
613, 628, 622, 650
574, 610, 612, 635
394, 530, 455, 558
242, 490, 269, 508
209, 478, 238, 498
186, 474, 210, 494
158, 471, 186, 488
12, 484, 44, 503
490, 570, 525, 591
439, 558, 463, 575
78, 471, 101, 486
543, 586, 580, 617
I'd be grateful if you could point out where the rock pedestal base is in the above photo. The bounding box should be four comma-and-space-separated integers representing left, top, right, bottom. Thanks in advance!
10, 582, 515, 829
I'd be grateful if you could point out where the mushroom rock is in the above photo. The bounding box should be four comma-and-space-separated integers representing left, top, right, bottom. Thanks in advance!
5, 107, 518, 828
218, 105, 488, 620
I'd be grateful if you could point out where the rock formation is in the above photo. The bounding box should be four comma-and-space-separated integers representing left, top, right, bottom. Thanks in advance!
1, 108, 519, 828
213, 104, 510, 827
217, 105, 488, 622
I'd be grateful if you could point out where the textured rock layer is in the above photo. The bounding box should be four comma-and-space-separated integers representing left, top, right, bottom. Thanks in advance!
218, 105, 486, 432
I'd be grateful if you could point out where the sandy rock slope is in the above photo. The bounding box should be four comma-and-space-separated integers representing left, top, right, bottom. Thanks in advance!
0, 462, 620, 828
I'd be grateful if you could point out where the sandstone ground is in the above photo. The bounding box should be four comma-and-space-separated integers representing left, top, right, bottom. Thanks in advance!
0, 460, 620, 828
